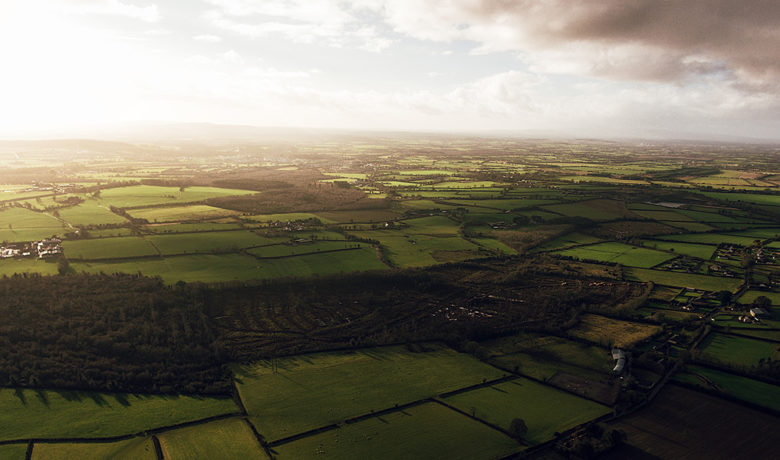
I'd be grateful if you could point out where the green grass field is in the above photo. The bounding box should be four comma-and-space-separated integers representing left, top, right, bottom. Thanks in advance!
483, 333, 612, 381
128, 205, 239, 223
87, 227, 135, 238
272, 402, 520, 460
0, 388, 237, 441
72, 254, 262, 283
63, 237, 158, 260
148, 231, 272, 255
656, 233, 761, 246
0, 258, 60, 276
58, 200, 128, 226
248, 241, 362, 258
32, 437, 156, 460
443, 378, 611, 444
158, 418, 267, 460
0, 444, 27, 460
98, 185, 254, 208
626, 268, 743, 291
471, 237, 518, 255
443, 199, 557, 210
232, 345, 506, 441
349, 230, 479, 267
534, 232, 602, 252
74, 250, 386, 283
253, 248, 387, 278
638, 239, 717, 259
0, 207, 65, 242
402, 216, 460, 235
675, 366, 780, 412
554, 242, 675, 268
315, 209, 401, 223
701, 192, 780, 207
244, 212, 331, 223
541, 199, 636, 221
738, 290, 780, 305
144, 222, 244, 233
699, 333, 779, 367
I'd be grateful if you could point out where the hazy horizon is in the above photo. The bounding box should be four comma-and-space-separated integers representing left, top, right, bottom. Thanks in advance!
2, 1, 779, 141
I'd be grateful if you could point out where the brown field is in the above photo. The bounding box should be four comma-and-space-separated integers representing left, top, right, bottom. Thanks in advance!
606, 385, 780, 460
567, 314, 661, 348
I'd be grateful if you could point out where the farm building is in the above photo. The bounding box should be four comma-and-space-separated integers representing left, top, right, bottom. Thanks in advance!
612, 348, 626, 375
750, 307, 770, 319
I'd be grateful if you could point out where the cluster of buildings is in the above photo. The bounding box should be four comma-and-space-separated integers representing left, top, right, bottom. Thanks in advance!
0, 237, 62, 259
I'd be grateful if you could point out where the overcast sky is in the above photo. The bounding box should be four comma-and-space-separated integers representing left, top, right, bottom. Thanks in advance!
2, 0, 779, 140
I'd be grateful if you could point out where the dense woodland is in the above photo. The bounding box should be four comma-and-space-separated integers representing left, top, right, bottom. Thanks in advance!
0, 260, 644, 395
0, 273, 230, 394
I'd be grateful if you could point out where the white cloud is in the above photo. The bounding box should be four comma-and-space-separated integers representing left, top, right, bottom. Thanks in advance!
203, 0, 394, 52
66, 0, 160, 23
193, 34, 222, 43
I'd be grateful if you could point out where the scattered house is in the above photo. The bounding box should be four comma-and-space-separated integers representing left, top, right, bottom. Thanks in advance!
0, 237, 62, 259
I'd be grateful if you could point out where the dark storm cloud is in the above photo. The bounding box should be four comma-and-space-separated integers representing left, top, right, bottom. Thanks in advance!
402, 0, 780, 85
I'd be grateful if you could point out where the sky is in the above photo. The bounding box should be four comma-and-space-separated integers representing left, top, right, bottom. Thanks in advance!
1, 0, 779, 140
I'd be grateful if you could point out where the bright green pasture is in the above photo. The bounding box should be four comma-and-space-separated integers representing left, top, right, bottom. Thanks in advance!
430, 181, 504, 189
148, 231, 271, 255
351, 231, 479, 267
398, 200, 458, 211
87, 227, 135, 238
0, 258, 59, 276
701, 192, 780, 207
232, 345, 506, 441
656, 233, 760, 246
555, 242, 675, 268
402, 216, 460, 235
273, 403, 523, 460
472, 237, 518, 255
128, 205, 239, 223
699, 333, 779, 367
444, 378, 610, 444
143, 222, 243, 233
626, 268, 742, 291
73, 254, 263, 283
98, 185, 254, 208
248, 241, 363, 258
58, 201, 128, 226
273, 402, 520, 460
674, 209, 750, 223
638, 240, 717, 259
725, 228, 780, 239
63, 237, 157, 260
158, 418, 266, 460
252, 248, 387, 278
676, 366, 780, 412
315, 209, 401, 223
0, 388, 237, 441
244, 212, 332, 223
738, 290, 780, 305
0, 207, 65, 242
397, 169, 456, 176
443, 199, 558, 210
32, 437, 156, 460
